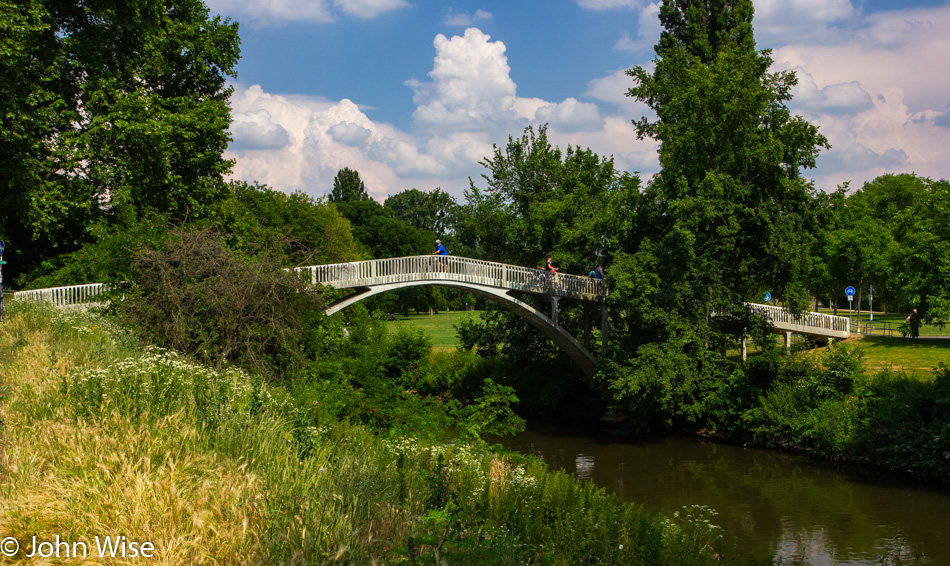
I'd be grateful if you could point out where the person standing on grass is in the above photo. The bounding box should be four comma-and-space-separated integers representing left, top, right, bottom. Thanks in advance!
907, 308, 920, 338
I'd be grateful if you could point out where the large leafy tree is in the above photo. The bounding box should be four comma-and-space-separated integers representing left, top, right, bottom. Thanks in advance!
219, 181, 365, 266
0, 0, 240, 285
461, 125, 640, 273
609, 0, 829, 429
329, 167, 371, 204
455, 126, 639, 410
624, 0, 827, 329
384, 187, 459, 238
846, 174, 950, 326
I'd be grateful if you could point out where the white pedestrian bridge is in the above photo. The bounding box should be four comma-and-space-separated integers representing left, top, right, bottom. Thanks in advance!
12, 255, 850, 374
738, 303, 851, 360
296, 255, 609, 376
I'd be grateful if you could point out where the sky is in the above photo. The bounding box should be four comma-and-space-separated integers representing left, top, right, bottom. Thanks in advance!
208, 0, 950, 202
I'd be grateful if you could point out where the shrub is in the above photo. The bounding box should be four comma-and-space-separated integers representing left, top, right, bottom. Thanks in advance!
820, 342, 865, 396
120, 227, 324, 381
384, 325, 433, 383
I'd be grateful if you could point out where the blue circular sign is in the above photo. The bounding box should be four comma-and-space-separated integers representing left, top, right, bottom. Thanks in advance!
845, 286, 856, 296
763, 292, 771, 302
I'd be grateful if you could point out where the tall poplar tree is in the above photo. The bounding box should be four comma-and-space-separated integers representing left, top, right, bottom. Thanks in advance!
625, 0, 827, 321
606, 0, 829, 430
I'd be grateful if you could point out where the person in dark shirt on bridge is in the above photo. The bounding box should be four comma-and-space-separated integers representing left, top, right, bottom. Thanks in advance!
595, 262, 605, 280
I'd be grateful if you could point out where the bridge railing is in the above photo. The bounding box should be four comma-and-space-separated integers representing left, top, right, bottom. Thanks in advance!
745, 303, 850, 334
14, 283, 112, 306
297, 255, 608, 302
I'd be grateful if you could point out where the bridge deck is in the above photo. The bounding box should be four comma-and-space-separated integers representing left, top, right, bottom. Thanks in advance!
296, 255, 608, 303
746, 303, 850, 340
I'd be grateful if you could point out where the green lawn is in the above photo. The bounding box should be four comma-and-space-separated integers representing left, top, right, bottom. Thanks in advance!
814, 308, 950, 337
845, 335, 950, 378
384, 310, 480, 349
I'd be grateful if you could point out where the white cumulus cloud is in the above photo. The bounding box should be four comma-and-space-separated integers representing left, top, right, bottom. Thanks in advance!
773, 3, 950, 189
444, 9, 492, 26
230, 109, 292, 150
535, 98, 604, 133
226, 28, 653, 199
204, 0, 407, 25
755, 0, 855, 43
408, 28, 519, 131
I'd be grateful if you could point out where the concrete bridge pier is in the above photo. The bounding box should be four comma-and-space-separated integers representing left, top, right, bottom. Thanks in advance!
581, 305, 609, 356
583, 307, 591, 349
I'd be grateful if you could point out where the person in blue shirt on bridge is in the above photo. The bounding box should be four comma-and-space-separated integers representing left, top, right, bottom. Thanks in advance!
431, 239, 448, 271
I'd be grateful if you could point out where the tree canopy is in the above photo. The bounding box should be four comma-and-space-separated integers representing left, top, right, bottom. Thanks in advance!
625, 0, 827, 324
0, 0, 240, 285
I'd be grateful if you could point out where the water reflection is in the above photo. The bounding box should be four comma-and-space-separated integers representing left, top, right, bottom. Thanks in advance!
499, 420, 950, 565
574, 454, 595, 480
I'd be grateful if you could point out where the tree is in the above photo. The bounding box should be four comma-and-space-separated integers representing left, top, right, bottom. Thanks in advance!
222, 181, 365, 266
384, 188, 459, 237
851, 174, 950, 326
461, 125, 639, 273
609, 0, 829, 430
330, 167, 370, 203
0, 0, 240, 286
455, 126, 639, 410
625, 0, 827, 323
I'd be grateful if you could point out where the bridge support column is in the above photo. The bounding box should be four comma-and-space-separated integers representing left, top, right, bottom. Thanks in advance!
601, 305, 608, 357
783, 331, 793, 353
741, 330, 747, 362
583, 307, 591, 349
550, 296, 559, 327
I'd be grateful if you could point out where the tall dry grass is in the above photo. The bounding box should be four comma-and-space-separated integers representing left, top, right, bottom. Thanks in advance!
0, 302, 263, 564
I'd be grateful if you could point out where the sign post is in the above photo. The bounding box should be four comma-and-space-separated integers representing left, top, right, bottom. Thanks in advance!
0, 240, 6, 323
845, 286, 855, 332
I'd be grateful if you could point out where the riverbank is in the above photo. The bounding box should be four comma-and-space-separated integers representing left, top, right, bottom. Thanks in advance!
0, 301, 765, 565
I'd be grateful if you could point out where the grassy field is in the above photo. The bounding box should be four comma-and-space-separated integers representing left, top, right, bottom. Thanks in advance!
815, 308, 950, 337
384, 310, 479, 349
842, 334, 950, 378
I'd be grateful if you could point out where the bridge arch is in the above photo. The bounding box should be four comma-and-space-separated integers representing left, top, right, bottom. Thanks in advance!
296, 256, 609, 377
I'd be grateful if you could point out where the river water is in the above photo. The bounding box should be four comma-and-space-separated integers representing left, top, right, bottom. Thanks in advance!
498, 419, 950, 565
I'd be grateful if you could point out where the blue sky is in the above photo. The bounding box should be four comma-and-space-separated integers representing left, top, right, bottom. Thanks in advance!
207, 0, 950, 200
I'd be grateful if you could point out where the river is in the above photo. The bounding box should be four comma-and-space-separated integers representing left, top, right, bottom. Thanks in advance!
498, 419, 950, 565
